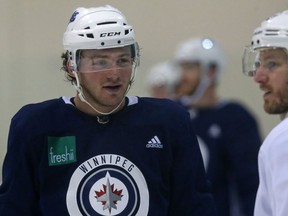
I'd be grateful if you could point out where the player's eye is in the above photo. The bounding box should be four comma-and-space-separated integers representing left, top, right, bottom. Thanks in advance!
117, 58, 132, 67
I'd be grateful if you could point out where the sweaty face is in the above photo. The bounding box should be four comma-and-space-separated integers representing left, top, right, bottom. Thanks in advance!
76, 46, 133, 111
176, 61, 201, 97
253, 48, 288, 114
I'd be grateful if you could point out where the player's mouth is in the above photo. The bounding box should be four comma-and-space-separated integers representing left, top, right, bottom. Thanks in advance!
262, 89, 272, 99
103, 84, 122, 93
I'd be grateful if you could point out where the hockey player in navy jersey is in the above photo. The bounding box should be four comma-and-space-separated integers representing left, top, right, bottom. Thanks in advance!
0, 5, 216, 216
173, 38, 262, 216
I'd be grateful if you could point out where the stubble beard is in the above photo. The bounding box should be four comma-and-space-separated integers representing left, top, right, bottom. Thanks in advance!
264, 90, 288, 114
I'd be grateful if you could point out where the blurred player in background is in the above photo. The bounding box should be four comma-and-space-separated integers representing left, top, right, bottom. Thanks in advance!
146, 61, 180, 99
173, 37, 262, 216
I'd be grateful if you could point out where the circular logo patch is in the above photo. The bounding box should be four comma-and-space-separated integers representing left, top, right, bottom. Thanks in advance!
66, 154, 149, 215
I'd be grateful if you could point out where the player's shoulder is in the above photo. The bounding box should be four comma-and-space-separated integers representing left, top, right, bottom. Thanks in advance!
130, 96, 190, 122
261, 118, 288, 157
12, 97, 66, 124
265, 117, 288, 142
17, 97, 63, 112
217, 100, 254, 117
215, 100, 260, 130
137, 97, 187, 113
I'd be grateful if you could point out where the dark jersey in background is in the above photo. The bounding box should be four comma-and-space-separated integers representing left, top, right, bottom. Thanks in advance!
185, 100, 261, 216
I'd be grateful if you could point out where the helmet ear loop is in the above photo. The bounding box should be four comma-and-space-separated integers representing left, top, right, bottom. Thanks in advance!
66, 59, 86, 102
73, 73, 86, 102
126, 60, 138, 93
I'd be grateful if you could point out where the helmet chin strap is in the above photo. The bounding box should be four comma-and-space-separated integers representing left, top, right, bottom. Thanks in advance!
72, 68, 136, 123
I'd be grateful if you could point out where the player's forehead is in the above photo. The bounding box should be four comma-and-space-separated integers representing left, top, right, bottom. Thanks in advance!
258, 48, 288, 61
178, 61, 201, 70
80, 46, 132, 58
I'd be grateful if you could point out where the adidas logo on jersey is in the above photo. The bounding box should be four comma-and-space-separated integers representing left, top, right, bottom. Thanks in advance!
146, 136, 163, 149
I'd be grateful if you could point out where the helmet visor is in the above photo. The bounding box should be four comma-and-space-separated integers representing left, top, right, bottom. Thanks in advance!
76, 49, 134, 73
242, 46, 259, 76
242, 46, 288, 76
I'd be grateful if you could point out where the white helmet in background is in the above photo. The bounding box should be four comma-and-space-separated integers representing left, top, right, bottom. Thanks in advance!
175, 37, 226, 83
174, 37, 226, 105
242, 10, 288, 76
146, 61, 181, 97
63, 5, 139, 71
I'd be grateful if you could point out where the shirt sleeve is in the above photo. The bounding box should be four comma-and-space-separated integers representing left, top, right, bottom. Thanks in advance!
0, 114, 41, 215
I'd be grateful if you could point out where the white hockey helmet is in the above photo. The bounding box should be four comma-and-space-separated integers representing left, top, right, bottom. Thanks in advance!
146, 61, 180, 91
63, 5, 139, 71
242, 10, 288, 76
174, 37, 226, 83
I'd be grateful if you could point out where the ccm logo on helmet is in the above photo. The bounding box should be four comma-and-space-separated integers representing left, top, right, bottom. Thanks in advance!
100, 32, 121, 37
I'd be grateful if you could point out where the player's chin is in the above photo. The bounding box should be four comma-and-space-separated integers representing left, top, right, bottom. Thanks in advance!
105, 94, 126, 106
263, 100, 285, 114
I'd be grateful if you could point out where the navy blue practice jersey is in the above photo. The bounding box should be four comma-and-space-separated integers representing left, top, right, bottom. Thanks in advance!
186, 101, 261, 216
0, 96, 215, 216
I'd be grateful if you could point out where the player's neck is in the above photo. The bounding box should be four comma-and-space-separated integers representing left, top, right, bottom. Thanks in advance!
280, 112, 288, 120
73, 95, 125, 116
190, 87, 218, 108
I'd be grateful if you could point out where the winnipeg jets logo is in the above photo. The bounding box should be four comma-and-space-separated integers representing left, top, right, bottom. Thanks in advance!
94, 172, 123, 214
66, 154, 149, 215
